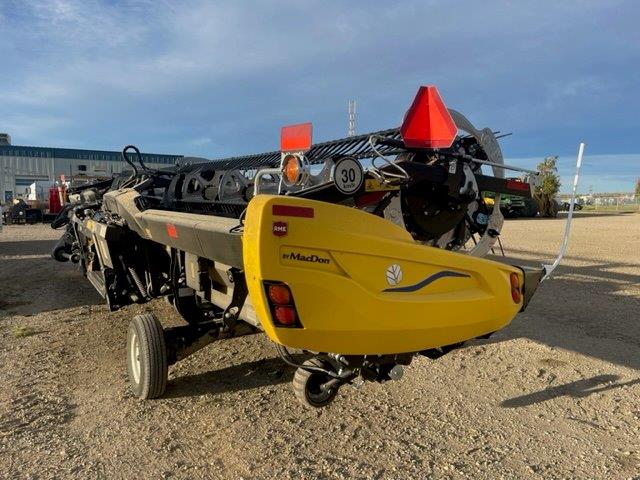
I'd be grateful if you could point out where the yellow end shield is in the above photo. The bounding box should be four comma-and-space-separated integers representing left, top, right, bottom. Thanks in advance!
243, 195, 524, 355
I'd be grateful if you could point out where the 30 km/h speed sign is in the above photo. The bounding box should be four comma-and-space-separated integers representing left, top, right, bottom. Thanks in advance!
333, 157, 364, 194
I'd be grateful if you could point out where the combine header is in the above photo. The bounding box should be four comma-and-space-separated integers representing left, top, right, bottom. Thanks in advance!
52, 86, 580, 408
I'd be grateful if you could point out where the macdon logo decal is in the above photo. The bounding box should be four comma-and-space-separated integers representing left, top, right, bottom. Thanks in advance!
282, 252, 331, 264
272, 221, 288, 237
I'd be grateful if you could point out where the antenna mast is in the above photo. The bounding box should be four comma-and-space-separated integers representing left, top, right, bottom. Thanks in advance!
348, 100, 356, 137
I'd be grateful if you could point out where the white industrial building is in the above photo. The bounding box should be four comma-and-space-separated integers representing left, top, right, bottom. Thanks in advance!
0, 133, 182, 202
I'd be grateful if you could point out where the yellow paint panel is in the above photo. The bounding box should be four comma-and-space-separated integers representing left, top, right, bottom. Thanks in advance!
243, 195, 523, 355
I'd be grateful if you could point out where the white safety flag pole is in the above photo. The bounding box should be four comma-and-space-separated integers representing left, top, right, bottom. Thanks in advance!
542, 142, 585, 280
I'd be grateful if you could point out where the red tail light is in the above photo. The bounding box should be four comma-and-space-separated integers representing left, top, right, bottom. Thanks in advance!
264, 282, 302, 327
510, 272, 522, 303
268, 284, 292, 305
274, 306, 297, 325
400, 85, 457, 149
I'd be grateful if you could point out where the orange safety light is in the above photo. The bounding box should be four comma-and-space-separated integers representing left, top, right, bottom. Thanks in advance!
282, 154, 302, 185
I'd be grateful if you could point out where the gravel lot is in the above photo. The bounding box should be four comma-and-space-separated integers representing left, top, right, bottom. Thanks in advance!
0, 214, 639, 479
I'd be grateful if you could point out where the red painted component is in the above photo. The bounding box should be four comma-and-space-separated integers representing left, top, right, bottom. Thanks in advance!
48, 187, 63, 214
506, 179, 531, 192
400, 86, 457, 149
272, 204, 314, 218
355, 191, 386, 207
268, 285, 292, 305
166, 223, 178, 238
281, 122, 313, 152
274, 306, 297, 326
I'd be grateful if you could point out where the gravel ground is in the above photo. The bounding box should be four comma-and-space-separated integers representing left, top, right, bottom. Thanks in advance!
0, 214, 639, 479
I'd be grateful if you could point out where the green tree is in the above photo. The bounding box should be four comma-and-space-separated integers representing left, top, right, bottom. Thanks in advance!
635, 178, 640, 199
535, 156, 561, 217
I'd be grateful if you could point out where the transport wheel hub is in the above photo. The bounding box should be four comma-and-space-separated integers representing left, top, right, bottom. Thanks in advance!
307, 374, 334, 404
129, 332, 141, 385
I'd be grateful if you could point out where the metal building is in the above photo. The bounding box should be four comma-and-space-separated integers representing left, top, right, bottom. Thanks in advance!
0, 134, 182, 202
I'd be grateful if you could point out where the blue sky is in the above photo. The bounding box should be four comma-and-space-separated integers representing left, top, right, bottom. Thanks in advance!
0, 0, 638, 193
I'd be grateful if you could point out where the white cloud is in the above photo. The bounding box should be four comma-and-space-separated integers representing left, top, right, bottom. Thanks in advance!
189, 136, 213, 147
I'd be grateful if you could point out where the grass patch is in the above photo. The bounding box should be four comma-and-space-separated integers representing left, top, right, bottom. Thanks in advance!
582, 205, 639, 213
10, 326, 37, 338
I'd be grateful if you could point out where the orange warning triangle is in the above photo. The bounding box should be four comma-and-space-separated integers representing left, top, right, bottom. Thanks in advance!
400, 86, 458, 149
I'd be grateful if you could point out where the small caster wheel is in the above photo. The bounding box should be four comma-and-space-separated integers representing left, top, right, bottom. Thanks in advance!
293, 358, 338, 408
126, 313, 168, 399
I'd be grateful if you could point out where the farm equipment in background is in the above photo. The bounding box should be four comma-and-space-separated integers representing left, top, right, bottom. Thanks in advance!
2, 180, 67, 225
493, 192, 540, 218
51, 85, 578, 408
2, 198, 43, 224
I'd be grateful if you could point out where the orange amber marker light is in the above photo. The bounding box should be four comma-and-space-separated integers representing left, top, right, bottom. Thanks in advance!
282, 154, 301, 185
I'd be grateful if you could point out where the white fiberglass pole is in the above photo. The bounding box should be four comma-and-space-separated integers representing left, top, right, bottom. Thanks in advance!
542, 142, 585, 280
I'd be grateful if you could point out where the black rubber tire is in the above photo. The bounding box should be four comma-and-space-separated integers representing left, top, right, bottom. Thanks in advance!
126, 313, 168, 399
51, 244, 70, 262
293, 358, 339, 408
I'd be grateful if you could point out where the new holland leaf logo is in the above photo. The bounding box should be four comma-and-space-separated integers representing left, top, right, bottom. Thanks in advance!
385, 264, 403, 286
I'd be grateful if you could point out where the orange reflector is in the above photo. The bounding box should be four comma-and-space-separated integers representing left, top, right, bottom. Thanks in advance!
510, 272, 520, 289
274, 306, 297, 326
268, 285, 292, 305
166, 223, 178, 238
281, 122, 313, 152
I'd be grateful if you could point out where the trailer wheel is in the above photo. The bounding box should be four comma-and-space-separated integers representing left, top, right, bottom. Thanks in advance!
126, 313, 167, 399
293, 358, 338, 408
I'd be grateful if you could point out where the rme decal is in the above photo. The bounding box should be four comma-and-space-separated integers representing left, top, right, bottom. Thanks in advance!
272, 221, 288, 237
282, 251, 331, 264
